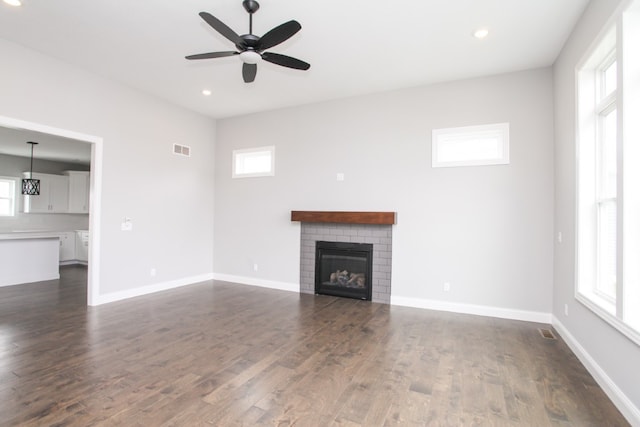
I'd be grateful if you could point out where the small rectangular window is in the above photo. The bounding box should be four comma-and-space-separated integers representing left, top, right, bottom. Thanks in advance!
432, 123, 509, 168
232, 146, 275, 178
0, 177, 17, 217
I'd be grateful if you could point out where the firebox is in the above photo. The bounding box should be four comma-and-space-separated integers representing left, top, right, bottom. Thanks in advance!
315, 241, 373, 301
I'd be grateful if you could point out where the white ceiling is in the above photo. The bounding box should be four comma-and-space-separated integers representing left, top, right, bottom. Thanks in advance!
0, 126, 91, 165
0, 0, 589, 122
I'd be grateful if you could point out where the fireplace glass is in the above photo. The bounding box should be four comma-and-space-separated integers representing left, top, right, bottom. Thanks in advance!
315, 241, 373, 300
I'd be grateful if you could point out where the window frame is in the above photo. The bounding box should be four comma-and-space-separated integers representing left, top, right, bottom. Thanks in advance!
575, 2, 640, 345
0, 176, 18, 217
232, 146, 275, 179
431, 122, 510, 168
594, 51, 618, 303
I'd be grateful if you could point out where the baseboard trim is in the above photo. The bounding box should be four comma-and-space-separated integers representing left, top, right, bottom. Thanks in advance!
390, 296, 552, 324
60, 260, 87, 266
552, 316, 640, 426
92, 273, 215, 306
212, 273, 298, 293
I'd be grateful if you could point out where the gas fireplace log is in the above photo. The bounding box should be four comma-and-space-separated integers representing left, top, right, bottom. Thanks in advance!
329, 270, 365, 288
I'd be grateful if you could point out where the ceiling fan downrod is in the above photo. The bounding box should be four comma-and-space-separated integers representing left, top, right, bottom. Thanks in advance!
242, 0, 260, 34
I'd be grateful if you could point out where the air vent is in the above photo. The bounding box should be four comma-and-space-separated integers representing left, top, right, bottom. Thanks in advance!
539, 328, 557, 340
173, 143, 191, 157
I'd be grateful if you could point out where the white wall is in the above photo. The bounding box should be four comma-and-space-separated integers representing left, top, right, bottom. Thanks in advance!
553, 0, 640, 422
215, 68, 554, 320
0, 154, 89, 232
0, 38, 216, 299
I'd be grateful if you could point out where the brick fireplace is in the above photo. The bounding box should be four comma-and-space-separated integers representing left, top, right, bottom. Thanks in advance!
291, 211, 395, 304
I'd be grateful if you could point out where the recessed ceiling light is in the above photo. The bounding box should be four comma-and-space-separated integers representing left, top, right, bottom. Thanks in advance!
3, 0, 22, 6
473, 28, 489, 39
202, 89, 212, 96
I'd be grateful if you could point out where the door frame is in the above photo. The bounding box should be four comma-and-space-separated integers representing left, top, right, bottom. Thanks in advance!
0, 115, 103, 306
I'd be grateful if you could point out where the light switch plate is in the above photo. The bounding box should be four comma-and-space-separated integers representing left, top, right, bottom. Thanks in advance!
121, 218, 133, 231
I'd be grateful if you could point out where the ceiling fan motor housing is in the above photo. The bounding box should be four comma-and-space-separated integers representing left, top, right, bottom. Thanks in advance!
237, 34, 260, 51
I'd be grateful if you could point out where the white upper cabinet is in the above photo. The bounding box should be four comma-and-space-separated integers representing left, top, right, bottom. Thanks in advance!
22, 172, 69, 213
64, 171, 90, 214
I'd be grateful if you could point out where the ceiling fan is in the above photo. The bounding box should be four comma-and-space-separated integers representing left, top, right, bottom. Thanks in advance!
186, 0, 310, 83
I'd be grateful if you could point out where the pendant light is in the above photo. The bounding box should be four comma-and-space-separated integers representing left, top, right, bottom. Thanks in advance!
22, 141, 40, 195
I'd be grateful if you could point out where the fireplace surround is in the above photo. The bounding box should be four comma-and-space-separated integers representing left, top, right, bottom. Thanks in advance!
292, 211, 395, 304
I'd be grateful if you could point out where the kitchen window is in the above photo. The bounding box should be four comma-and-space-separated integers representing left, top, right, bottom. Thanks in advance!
0, 177, 17, 216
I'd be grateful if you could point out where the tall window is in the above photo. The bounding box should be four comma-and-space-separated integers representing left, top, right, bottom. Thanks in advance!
595, 53, 617, 301
0, 177, 17, 217
576, 1, 640, 343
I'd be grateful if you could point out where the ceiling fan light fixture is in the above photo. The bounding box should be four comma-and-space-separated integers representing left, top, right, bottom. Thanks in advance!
239, 50, 261, 64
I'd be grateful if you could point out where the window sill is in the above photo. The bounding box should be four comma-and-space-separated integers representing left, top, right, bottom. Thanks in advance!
576, 291, 640, 347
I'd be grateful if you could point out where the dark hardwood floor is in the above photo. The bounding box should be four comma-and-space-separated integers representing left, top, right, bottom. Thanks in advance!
0, 266, 629, 426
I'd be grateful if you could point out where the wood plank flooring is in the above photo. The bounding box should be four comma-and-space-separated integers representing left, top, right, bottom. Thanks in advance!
0, 266, 629, 426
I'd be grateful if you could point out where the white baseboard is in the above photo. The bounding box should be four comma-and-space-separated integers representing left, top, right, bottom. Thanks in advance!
60, 260, 87, 266
552, 316, 640, 426
210, 277, 551, 323
390, 295, 552, 324
212, 273, 298, 293
92, 273, 214, 306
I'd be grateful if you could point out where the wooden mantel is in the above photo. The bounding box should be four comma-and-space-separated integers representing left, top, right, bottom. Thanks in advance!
291, 211, 396, 225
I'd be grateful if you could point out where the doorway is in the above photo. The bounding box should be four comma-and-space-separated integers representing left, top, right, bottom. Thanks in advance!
0, 115, 102, 306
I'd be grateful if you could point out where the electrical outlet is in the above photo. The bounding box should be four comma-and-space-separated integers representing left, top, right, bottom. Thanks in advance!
444, 282, 450, 292
336, 172, 345, 181
253, 264, 258, 272
564, 303, 569, 316
150, 268, 156, 277
558, 231, 563, 243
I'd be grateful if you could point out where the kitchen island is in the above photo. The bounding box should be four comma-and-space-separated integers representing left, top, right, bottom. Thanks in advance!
0, 232, 60, 287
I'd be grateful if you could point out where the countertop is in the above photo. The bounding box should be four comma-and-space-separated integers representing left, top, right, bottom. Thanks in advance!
0, 230, 88, 241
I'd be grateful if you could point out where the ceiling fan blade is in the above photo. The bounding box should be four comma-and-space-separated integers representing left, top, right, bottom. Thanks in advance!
243, 63, 257, 83
185, 51, 239, 60
199, 12, 243, 46
257, 20, 302, 51
262, 52, 310, 70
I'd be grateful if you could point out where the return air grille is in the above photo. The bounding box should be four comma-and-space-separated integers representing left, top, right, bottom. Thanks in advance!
173, 143, 191, 157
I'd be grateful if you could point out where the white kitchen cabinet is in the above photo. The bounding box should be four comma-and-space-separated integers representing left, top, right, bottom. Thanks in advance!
64, 171, 90, 213
58, 232, 76, 262
0, 235, 60, 286
75, 230, 89, 263
22, 173, 69, 213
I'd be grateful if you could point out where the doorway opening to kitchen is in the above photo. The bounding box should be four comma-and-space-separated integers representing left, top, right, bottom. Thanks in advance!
0, 115, 103, 306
